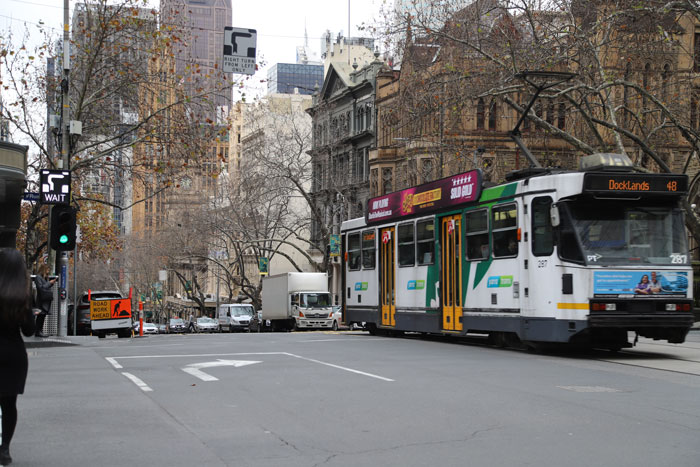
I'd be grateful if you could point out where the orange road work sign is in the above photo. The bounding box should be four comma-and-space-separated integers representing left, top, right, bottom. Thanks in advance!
90, 298, 132, 320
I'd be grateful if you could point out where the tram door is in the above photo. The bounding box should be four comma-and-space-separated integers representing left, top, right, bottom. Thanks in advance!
380, 227, 396, 327
441, 215, 463, 331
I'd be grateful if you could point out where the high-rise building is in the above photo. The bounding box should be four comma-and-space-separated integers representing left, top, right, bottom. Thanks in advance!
160, 0, 233, 120
267, 63, 324, 95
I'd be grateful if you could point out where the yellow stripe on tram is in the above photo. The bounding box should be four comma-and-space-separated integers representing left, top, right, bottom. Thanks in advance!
557, 303, 590, 310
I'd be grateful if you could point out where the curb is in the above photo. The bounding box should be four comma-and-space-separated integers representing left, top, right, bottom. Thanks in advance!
24, 335, 99, 348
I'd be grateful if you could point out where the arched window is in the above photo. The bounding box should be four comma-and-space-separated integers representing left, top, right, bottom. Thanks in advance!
476, 98, 485, 130
488, 100, 498, 131
546, 99, 554, 125
557, 102, 566, 130
691, 96, 698, 131
662, 64, 670, 102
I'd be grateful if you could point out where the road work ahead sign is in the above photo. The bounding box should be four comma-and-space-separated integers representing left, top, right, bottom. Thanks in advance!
90, 298, 132, 321
40, 169, 71, 205
223, 27, 256, 75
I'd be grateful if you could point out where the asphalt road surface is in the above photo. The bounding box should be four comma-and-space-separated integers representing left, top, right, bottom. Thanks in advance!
7, 330, 700, 466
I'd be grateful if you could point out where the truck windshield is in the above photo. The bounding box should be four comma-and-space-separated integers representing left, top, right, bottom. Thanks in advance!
300, 293, 331, 308
559, 199, 688, 266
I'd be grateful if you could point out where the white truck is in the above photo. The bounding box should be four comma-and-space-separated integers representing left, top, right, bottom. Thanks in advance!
262, 272, 335, 331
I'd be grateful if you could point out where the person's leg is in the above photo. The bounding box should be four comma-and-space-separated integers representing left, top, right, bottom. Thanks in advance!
0, 394, 18, 462
35, 313, 46, 337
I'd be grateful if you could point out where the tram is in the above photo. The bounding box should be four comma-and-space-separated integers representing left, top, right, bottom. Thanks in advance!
340, 153, 695, 349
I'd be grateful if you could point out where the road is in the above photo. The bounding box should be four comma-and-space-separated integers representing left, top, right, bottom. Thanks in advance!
7, 331, 700, 466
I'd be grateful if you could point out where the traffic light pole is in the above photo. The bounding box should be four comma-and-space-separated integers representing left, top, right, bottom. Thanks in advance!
57, 0, 71, 337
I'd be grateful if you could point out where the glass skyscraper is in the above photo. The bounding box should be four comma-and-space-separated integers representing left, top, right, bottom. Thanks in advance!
267, 63, 324, 95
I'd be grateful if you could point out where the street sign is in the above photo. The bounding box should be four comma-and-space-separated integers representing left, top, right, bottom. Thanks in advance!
23, 192, 40, 202
40, 169, 71, 204
330, 234, 340, 257
223, 27, 257, 75
258, 256, 269, 276
90, 298, 132, 320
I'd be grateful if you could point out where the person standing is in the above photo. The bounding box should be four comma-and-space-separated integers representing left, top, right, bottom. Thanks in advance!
0, 248, 35, 465
33, 264, 56, 338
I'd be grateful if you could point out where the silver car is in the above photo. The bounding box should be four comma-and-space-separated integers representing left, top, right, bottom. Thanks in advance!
196, 317, 220, 333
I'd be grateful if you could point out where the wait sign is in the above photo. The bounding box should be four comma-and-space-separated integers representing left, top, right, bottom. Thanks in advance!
90, 298, 132, 320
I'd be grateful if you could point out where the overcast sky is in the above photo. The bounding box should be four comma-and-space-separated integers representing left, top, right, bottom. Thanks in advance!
2, 0, 385, 99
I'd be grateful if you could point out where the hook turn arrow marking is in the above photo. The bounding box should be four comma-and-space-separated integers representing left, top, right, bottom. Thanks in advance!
181, 359, 261, 382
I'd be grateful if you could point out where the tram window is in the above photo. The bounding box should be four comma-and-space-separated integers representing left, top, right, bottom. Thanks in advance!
348, 233, 361, 270
361, 230, 376, 269
398, 223, 415, 267
532, 197, 554, 256
492, 204, 518, 258
417, 220, 435, 265
466, 209, 489, 260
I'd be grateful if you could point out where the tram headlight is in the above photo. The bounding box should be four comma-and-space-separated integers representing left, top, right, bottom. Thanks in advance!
605, 303, 616, 311
592, 303, 616, 311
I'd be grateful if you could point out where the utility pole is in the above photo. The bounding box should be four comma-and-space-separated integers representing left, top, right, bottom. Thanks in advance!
57, 0, 71, 337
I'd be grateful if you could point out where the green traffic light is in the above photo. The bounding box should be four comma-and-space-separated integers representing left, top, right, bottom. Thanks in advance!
59, 234, 69, 244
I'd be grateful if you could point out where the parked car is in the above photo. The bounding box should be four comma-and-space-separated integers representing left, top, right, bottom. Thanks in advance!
331, 305, 342, 331
248, 310, 271, 333
217, 304, 255, 332
157, 323, 167, 334
196, 317, 219, 333
167, 318, 187, 333
133, 322, 158, 335
75, 290, 123, 336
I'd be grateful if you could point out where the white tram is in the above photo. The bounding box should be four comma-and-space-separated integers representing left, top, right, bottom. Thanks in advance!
340, 154, 695, 349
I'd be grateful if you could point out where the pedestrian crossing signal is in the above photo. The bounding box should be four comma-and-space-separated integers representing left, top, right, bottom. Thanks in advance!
50, 205, 77, 251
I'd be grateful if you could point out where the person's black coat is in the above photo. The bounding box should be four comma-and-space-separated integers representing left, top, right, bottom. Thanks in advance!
0, 306, 35, 394
34, 275, 54, 314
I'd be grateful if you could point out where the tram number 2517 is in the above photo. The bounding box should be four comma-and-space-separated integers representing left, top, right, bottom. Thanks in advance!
537, 260, 547, 268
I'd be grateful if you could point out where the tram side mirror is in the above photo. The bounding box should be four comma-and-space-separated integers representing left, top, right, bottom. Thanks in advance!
550, 204, 561, 227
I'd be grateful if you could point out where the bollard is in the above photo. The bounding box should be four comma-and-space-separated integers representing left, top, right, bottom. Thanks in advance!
139, 301, 144, 337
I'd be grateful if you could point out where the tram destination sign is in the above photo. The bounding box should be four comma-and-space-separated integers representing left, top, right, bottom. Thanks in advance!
583, 173, 688, 195
366, 169, 482, 224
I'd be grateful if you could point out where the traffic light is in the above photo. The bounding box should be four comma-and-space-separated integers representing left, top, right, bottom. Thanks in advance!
50, 205, 77, 251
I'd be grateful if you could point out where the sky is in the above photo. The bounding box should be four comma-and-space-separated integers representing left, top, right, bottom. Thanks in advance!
1, 0, 386, 99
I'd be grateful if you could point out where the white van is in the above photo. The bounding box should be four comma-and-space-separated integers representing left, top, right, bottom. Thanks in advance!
217, 304, 255, 332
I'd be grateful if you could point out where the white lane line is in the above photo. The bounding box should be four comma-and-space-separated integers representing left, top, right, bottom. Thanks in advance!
122, 372, 153, 392
182, 367, 218, 382
283, 352, 394, 382
106, 357, 122, 369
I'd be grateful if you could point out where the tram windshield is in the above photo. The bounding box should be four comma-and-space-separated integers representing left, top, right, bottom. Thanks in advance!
560, 199, 688, 266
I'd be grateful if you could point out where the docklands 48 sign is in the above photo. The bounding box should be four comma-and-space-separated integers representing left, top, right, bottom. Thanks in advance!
366, 169, 482, 224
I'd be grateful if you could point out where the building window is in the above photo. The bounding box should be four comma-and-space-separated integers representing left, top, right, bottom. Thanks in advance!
465, 209, 489, 260
488, 100, 498, 131
398, 223, 415, 267
382, 167, 393, 195
421, 159, 434, 183
348, 232, 361, 270
362, 230, 376, 269
476, 98, 485, 130
557, 102, 566, 130
695, 32, 700, 73
416, 219, 435, 265
692, 96, 698, 131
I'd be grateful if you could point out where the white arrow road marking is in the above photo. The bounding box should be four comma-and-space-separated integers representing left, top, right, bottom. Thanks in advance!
181, 359, 261, 382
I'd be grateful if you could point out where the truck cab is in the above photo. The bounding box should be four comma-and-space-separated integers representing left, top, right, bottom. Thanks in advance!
290, 291, 335, 330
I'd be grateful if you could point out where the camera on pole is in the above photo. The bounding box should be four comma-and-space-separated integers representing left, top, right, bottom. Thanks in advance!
50, 205, 77, 251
